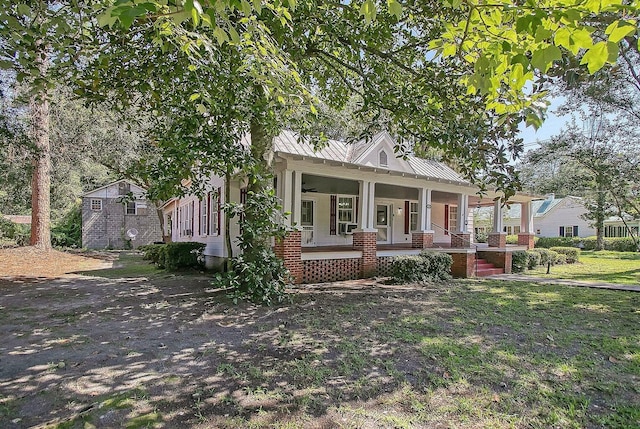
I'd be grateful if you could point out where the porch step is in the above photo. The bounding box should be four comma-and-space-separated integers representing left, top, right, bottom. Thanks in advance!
474, 258, 504, 277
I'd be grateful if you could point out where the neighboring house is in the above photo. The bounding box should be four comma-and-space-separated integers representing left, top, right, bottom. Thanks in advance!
164, 131, 537, 281
474, 194, 639, 238
82, 179, 162, 249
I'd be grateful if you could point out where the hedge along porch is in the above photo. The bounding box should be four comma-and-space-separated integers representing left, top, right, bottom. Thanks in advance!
270, 131, 538, 283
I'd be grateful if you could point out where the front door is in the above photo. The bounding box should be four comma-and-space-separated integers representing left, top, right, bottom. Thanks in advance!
301, 200, 316, 247
376, 204, 391, 243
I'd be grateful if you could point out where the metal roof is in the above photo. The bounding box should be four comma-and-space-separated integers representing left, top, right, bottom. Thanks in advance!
273, 130, 470, 185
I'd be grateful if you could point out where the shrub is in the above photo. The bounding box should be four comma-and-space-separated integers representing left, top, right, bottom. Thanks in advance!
526, 250, 541, 269
536, 236, 576, 248
531, 248, 555, 266
475, 231, 488, 243
603, 237, 639, 252
506, 235, 519, 245
511, 250, 528, 273
553, 252, 567, 265
141, 243, 166, 266
51, 205, 82, 248
161, 242, 205, 270
391, 251, 452, 283
550, 246, 580, 263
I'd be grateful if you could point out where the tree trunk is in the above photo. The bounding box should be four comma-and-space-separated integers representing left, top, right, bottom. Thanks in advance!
29, 42, 51, 250
595, 181, 606, 251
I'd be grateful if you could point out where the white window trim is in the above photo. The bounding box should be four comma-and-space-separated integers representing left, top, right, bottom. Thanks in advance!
200, 198, 208, 236
125, 201, 137, 215
208, 193, 219, 236
378, 149, 389, 168
337, 195, 356, 235
90, 199, 102, 211
409, 201, 419, 232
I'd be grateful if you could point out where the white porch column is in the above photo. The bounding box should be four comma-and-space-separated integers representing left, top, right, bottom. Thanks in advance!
292, 170, 302, 226
367, 182, 376, 229
281, 169, 293, 226
425, 188, 432, 231
418, 188, 427, 231
457, 194, 468, 233
493, 200, 503, 233
520, 201, 534, 233
358, 180, 369, 229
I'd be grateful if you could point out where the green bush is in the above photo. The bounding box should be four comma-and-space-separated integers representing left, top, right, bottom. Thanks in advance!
531, 248, 556, 266
511, 250, 528, 273
506, 234, 519, 245
51, 205, 82, 248
554, 252, 567, 265
140, 244, 166, 265
0, 216, 30, 246
475, 231, 488, 243
536, 236, 576, 248
161, 242, 205, 270
141, 242, 204, 270
550, 246, 580, 263
526, 250, 541, 269
391, 251, 452, 283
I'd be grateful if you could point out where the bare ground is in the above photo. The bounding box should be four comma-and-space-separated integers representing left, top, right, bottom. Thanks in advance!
0, 249, 638, 428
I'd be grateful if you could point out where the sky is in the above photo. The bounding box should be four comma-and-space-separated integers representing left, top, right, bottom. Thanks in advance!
518, 96, 572, 152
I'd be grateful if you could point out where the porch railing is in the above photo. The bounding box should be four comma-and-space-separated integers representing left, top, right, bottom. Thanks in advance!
431, 223, 478, 277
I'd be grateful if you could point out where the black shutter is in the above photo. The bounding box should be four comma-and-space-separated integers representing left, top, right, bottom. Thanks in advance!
444, 204, 449, 235
330, 195, 337, 235
355, 196, 359, 225
573, 225, 578, 237
559, 226, 565, 237
404, 201, 410, 234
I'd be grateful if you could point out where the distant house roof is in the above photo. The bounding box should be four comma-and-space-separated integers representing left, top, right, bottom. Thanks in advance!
272, 130, 470, 186
82, 179, 147, 198
474, 196, 580, 220
1, 215, 31, 225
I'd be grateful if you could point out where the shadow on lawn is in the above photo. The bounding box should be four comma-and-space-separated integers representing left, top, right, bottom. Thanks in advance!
0, 270, 638, 428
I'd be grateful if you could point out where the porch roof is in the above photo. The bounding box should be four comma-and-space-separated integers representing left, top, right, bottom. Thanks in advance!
273, 130, 473, 187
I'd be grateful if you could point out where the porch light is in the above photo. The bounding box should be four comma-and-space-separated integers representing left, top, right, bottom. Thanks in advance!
397, 207, 403, 215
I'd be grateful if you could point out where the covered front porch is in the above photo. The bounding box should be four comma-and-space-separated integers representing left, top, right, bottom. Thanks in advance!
273, 167, 536, 284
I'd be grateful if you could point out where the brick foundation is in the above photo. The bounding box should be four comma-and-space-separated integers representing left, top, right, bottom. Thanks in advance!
451, 233, 471, 248
478, 250, 512, 274
517, 233, 535, 249
450, 252, 475, 278
412, 231, 434, 249
488, 232, 507, 248
273, 230, 303, 284
353, 231, 378, 278
303, 258, 361, 283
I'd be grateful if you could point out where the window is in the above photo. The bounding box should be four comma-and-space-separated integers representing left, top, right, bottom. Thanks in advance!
179, 203, 193, 236
410, 202, 419, 231
90, 199, 102, 211
200, 198, 208, 235
560, 226, 578, 237
379, 150, 388, 167
208, 192, 219, 235
301, 200, 314, 226
338, 196, 354, 235
125, 201, 136, 215
514, 226, 521, 234
449, 205, 458, 233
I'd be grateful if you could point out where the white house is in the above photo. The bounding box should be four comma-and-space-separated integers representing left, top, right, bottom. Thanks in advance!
163, 131, 537, 282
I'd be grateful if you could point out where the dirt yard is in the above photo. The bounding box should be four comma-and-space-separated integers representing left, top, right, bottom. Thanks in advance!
0, 249, 638, 428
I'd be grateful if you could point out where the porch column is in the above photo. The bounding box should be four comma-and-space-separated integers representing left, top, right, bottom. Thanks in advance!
357, 180, 369, 229
292, 170, 302, 227
412, 187, 434, 249
518, 201, 535, 249
281, 169, 293, 226
354, 181, 377, 278
488, 200, 506, 248
451, 193, 471, 248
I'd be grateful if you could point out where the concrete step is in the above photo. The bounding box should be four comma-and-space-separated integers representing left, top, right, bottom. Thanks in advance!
476, 268, 504, 277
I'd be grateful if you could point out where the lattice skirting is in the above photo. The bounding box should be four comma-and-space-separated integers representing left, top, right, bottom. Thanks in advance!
303, 259, 362, 284
377, 256, 394, 277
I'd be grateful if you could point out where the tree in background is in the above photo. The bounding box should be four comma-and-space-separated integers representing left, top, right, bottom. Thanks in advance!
522, 117, 640, 250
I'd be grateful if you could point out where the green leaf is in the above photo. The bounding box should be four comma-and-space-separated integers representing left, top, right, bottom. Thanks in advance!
605, 20, 636, 44
530, 45, 562, 72
189, 93, 201, 101
213, 27, 229, 45
97, 8, 118, 28
387, 0, 402, 19
16, 4, 31, 17
360, 0, 376, 25
580, 41, 608, 74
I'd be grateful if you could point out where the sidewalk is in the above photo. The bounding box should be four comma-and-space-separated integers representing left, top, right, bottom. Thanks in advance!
487, 274, 640, 292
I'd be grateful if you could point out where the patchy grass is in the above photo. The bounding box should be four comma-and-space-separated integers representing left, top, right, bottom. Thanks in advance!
526, 250, 640, 285
77, 252, 161, 278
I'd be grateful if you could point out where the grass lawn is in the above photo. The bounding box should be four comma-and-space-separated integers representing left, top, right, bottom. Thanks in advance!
526, 250, 640, 285
2, 251, 638, 428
